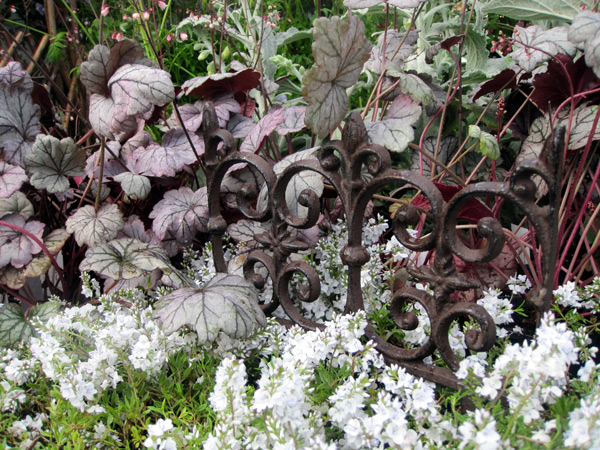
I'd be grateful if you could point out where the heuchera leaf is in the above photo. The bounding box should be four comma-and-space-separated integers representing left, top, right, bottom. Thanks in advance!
365, 94, 421, 152
23, 228, 71, 278
302, 16, 372, 139
469, 125, 500, 160
80, 238, 172, 280
0, 213, 44, 269
153, 273, 266, 344
509, 25, 576, 72
25, 135, 85, 193
569, 11, 600, 79
481, 0, 591, 21
0, 62, 41, 167
81, 40, 175, 138
0, 303, 35, 348
171, 93, 241, 132
239, 107, 285, 153
66, 204, 124, 247
276, 106, 307, 136
0, 161, 28, 198
366, 30, 418, 75
0, 266, 25, 290
133, 128, 202, 177
181, 69, 261, 98
113, 172, 151, 200
472, 69, 517, 101
149, 186, 209, 246
395, 72, 433, 106
0, 192, 34, 218
227, 113, 257, 139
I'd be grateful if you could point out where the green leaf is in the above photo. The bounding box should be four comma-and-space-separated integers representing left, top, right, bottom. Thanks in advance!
153, 273, 266, 344
393, 72, 433, 106
66, 204, 124, 247
0, 191, 34, 218
28, 301, 63, 324
463, 28, 488, 72
469, 125, 500, 160
80, 238, 172, 280
25, 135, 86, 194
480, 0, 592, 21
113, 172, 151, 200
0, 303, 35, 348
569, 11, 600, 78
365, 94, 421, 152
302, 16, 372, 139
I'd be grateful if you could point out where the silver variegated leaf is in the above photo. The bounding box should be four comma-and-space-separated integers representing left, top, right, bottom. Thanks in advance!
509, 25, 576, 72
276, 106, 307, 136
66, 204, 124, 247
113, 172, 151, 200
23, 228, 71, 278
365, 94, 421, 152
366, 30, 418, 75
569, 11, 600, 78
0, 213, 44, 269
153, 273, 266, 344
240, 107, 285, 153
0, 303, 35, 348
0, 161, 28, 198
0, 192, 34, 218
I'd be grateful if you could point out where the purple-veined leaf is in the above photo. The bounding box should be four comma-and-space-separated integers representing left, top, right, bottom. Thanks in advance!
227, 113, 257, 139
395, 72, 434, 105
149, 186, 209, 245
121, 128, 152, 162
569, 11, 600, 78
85, 140, 126, 182
276, 106, 307, 135
23, 228, 71, 278
365, 94, 421, 152
344, 0, 423, 8
0, 213, 44, 269
366, 30, 418, 75
302, 16, 372, 139
133, 128, 202, 177
0, 192, 34, 218
180, 68, 261, 98
227, 219, 268, 248
113, 172, 151, 200
80, 238, 172, 280
66, 204, 124, 247
0, 161, 28, 198
0, 61, 34, 93
239, 107, 285, 153
171, 93, 241, 132
25, 135, 85, 193
118, 216, 161, 245
0, 303, 35, 348
257, 147, 323, 218
153, 273, 266, 344
89, 94, 139, 138
510, 25, 576, 72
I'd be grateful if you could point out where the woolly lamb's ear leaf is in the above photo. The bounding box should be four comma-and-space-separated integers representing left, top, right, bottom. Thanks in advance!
133, 128, 202, 177
0, 214, 45, 269
569, 11, 600, 78
276, 106, 306, 136
23, 228, 71, 278
365, 94, 421, 152
366, 30, 418, 75
153, 273, 266, 344
302, 16, 372, 139
66, 204, 124, 247
509, 25, 576, 72
25, 135, 85, 193
239, 107, 285, 153
113, 172, 151, 200
149, 187, 208, 245
80, 238, 172, 280
481, 0, 591, 21
0, 192, 34, 219
0, 162, 28, 199
0, 303, 35, 348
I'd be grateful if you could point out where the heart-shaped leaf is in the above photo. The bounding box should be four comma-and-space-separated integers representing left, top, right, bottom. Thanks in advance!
171, 94, 241, 132
80, 238, 172, 280
153, 273, 266, 344
509, 25, 576, 72
569, 11, 600, 78
469, 125, 500, 160
150, 186, 209, 245
365, 94, 421, 152
302, 15, 372, 139
66, 204, 124, 247
0, 214, 45, 269
276, 106, 307, 136
113, 172, 151, 200
0, 303, 35, 348
180, 68, 261, 98
366, 30, 418, 75
25, 135, 85, 193
133, 128, 202, 177
239, 107, 285, 153
0, 161, 28, 198
227, 113, 257, 139
0, 192, 34, 218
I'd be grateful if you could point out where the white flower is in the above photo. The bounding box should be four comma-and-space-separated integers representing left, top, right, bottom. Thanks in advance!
148, 418, 174, 437
554, 282, 583, 308
507, 274, 531, 295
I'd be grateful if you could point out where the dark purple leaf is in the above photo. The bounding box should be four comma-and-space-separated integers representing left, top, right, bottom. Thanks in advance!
472, 69, 518, 102
180, 68, 261, 98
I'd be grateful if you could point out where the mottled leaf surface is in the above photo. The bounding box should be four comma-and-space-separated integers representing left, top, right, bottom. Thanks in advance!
66, 204, 124, 247
0, 162, 28, 198
221, 165, 264, 209
302, 16, 372, 139
0, 266, 25, 290
240, 107, 285, 153
0, 303, 35, 348
569, 11, 600, 78
0, 62, 34, 92
276, 106, 307, 135
365, 94, 421, 152
0, 192, 34, 218
25, 135, 85, 193
227, 114, 257, 139
481, 0, 591, 21
366, 30, 418, 75
510, 25, 575, 72
80, 238, 171, 280
150, 187, 208, 245
133, 128, 202, 177
153, 273, 266, 344
113, 172, 151, 200
172, 94, 241, 132
0, 214, 44, 268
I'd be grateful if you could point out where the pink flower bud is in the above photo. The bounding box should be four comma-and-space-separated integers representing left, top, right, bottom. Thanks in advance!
101, 4, 110, 16
179, 32, 188, 41
143, 10, 150, 20
132, 12, 140, 20
158, 1, 167, 10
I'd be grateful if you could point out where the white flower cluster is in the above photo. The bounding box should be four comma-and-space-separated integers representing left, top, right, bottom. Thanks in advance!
554, 281, 598, 310
28, 292, 194, 413
1, 348, 37, 412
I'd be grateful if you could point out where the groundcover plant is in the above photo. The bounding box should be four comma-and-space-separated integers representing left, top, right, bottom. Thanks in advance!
0, 0, 600, 448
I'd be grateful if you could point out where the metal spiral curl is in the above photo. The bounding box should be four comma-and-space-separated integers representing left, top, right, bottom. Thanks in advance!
243, 250, 280, 314
277, 260, 323, 331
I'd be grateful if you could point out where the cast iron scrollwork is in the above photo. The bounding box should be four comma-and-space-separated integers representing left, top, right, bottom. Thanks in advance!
201, 102, 562, 388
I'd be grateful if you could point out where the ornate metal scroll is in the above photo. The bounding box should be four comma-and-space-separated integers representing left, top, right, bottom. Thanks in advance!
201, 102, 563, 389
